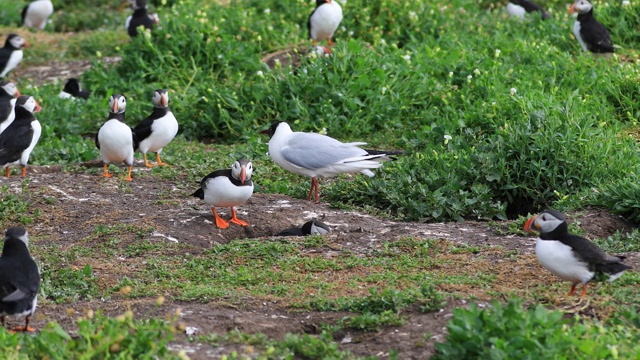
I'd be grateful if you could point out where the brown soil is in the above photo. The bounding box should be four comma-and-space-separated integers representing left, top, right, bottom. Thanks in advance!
1, 165, 638, 359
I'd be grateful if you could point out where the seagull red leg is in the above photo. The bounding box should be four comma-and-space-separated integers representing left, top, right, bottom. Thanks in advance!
13, 316, 35, 333
328, 38, 334, 46
230, 208, 249, 226
568, 284, 577, 296
314, 178, 320, 203
212, 207, 229, 229
307, 178, 316, 202
102, 164, 113, 178
156, 153, 168, 166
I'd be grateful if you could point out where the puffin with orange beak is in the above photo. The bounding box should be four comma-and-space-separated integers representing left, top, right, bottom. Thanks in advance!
133, 89, 179, 168
95, 94, 138, 181
569, 0, 614, 55
0, 34, 29, 78
524, 209, 631, 297
192, 159, 254, 229
308, 0, 343, 47
0, 95, 41, 177
0, 81, 21, 135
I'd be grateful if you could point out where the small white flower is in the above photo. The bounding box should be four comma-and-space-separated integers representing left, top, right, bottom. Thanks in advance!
622, 0, 630, 6
268, 25, 273, 31
495, 49, 501, 58
257, 71, 264, 77
348, 31, 354, 36
510, 87, 517, 96
319, 127, 328, 135
264, 8, 270, 13
474, 68, 480, 75
444, 134, 452, 145
403, 55, 411, 61
448, 71, 453, 77
382, 87, 387, 94
217, 54, 223, 59
380, 39, 386, 45
467, 75, 472, 80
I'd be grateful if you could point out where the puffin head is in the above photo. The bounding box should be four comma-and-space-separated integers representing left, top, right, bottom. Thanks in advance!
63, 78, 82, 95
524, 209, 566, 234
232, 159, 253, 184
109, 94, 127, 114
16, 95, 41, 113
303, 220, 331, 236
6, 34, 29, 49
152, 89, 169, 108
569, 0, 593, 15
0, 81, 20, 98
5, 227, 29, 247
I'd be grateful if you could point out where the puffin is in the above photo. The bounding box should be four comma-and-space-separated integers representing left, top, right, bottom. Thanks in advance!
21, 0, 54, 30
261, 121, 400, 203
277, 220, 331, 236
0, 95, 42, 178
0, 227, 40, 332
132, 89, 179, 167
58, 78, 90, 100
308, 0, 343, 47
507, 0, 550, 20
569, 0, 614, 55
0, 81, 20, 134
95, 94, 138, 181
191, 159, 254, 229
524, 209, 631, 297
126, 0, 158, 37
0, 34, 29, 78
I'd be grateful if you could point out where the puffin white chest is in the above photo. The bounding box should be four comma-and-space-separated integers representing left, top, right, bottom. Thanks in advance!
573, 21, 588, 51
506, 3, 526, 18
139, 113, 179, 153
98, 119, 134, 164
20, 120, 41, 165
535, 239, 594, 284
0, 99, 16, 134
310, 2, 343, 41
203, 176, 254, 208
1, 50, 23, 78
24, 0, 54, 30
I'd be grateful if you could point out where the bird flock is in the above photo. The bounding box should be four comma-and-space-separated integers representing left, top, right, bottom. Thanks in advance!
0, 0, 634, 333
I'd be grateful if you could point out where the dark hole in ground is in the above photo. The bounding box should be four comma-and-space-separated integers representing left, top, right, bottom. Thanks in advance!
505, 194, 537, 219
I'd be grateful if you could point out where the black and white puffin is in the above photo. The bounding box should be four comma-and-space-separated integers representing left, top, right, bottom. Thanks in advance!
133, 89, 178, 167
192, 159, 254, 229
126, 0, 158, 38
506, 0, 550, 20
95, 94, 138, 181
524, 209, 631, 296
0, 227, 40, 332
58, 78, 90, 100
0, 81, 20, 134
261, 121, 399, 203
308, 0, 343, 46
0, 95, 41, 178
569, 0, 614, 55
277, 220, 331, 236
0, 34, 29, 78
21, 0, 54, 30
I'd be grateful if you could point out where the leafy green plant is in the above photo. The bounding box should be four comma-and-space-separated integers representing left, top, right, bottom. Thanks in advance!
41, 264, 100, 303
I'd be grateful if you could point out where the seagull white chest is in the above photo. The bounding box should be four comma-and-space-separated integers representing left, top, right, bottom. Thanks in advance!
535, 238, 594, 284
98, 119, 134, 165
138, 112, 179, 153
1, 50, 23, 78
310, 2, 343, 41
573, 20, 589, 51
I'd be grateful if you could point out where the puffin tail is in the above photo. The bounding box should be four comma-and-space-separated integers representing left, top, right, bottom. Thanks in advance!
191, 188, 204, 199
598, 261, 632, 282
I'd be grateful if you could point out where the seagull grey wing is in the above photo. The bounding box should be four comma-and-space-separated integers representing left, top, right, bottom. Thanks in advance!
282, 132, 368, 170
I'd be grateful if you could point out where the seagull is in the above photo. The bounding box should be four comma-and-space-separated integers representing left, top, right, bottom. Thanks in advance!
261, 121, 400, 203
58, 78, 90, 100
308, 0, 343, 47
133, 89, 179, 168
191, 159, 254, 229
0, 34, 29, 79
21, 0, 54, 30
277, 220, 331, 236
0, 81, 20, 134
524, 209, 631, 296
0, 95, 42, 177
96, 94, 138, 181
0, 227, 41, 332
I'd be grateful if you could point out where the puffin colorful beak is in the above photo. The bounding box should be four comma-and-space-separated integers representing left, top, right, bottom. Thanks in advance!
569, 3, 576, 14
161, 93, 168, 107
112, 101, 119, 113
15, 88, 21, 98
23, 40, 30, 48
34, 101, 42, 113
240, 166, 246, 184
523, 216, 538, 233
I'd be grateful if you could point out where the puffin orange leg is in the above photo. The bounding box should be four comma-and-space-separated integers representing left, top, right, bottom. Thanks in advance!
156, 153, 169, 166
5, 167, 10, 177
102, 164, 113, 178
580, 284, 588, 297
143, 153, 155, 168
568, 284, 577, 296
313, 39, 318, 46
13, 316, 36, 333
21, 166, 26, 177
230, 208, 249, 226
328, 38, 334, 46
212, 207, 229, 229
124, 166, 133, 182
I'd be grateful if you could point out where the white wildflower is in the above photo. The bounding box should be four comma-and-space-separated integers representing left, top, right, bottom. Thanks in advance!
257, 71, 264, 77
264, 8, 270, 14
403, 55, 411, 61
510, 88, 517, 96
495, 49, 501, 58
474, 68, 480, 75
444, 135, 452, 145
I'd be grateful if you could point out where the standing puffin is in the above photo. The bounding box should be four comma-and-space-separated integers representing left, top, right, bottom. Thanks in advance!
96, 94, 138, 181
192, 159, 254, 229
0, 95, 42, 178
0, 81, 20, 134
126, 0, 158, 37
0, 34, 29, 78
58, 78, 90, 100
21, 0, 54, 30
569, 0, 614, 55
524, 209, 631, 296
0, 227, 40, 332
277, 220, 331, 236
308, 0, 343, 47
133, 89, 178, 167
507, 0, 550, 20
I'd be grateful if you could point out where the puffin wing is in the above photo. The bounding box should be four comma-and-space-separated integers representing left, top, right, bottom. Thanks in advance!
582, 21, 614, 53
560, 234, 623, 265
0, 123, 33, 164
94, 132, 100, 149
519, 0, 544, 12
131, 127, 139, 151
281, 132, 368, 170
132, 117, 154, 144
0, 48, 12, 76
307, 8, 316, 39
